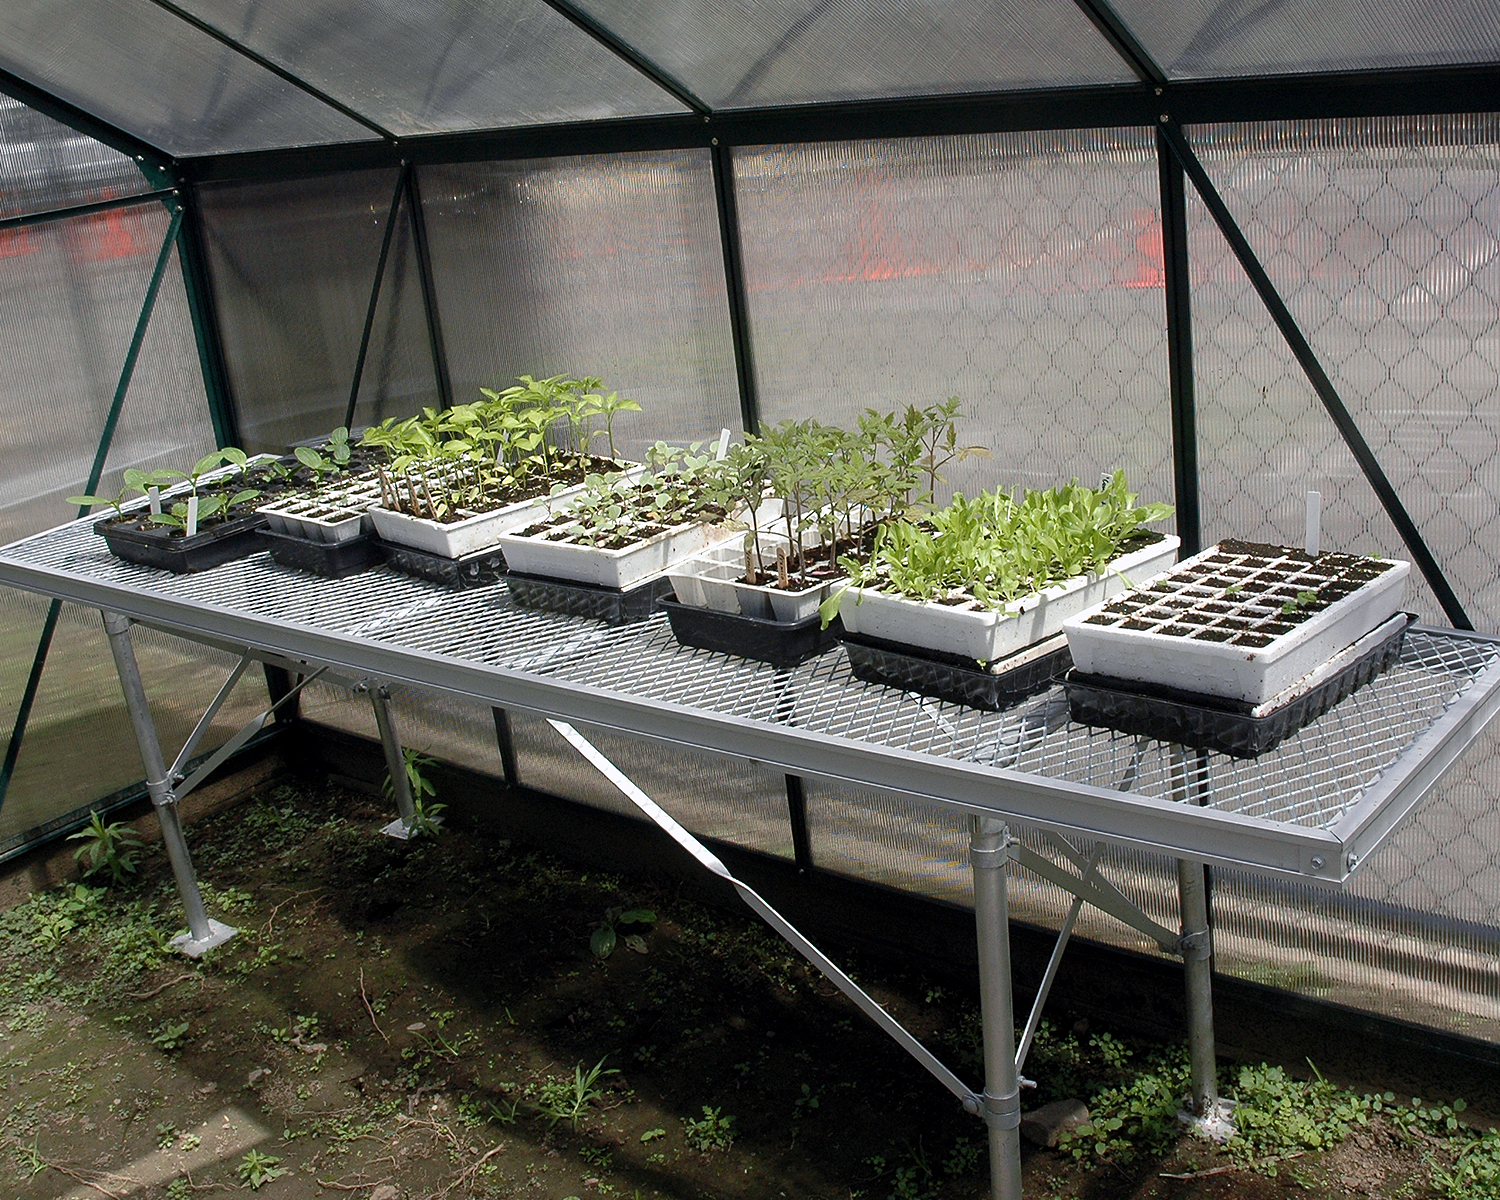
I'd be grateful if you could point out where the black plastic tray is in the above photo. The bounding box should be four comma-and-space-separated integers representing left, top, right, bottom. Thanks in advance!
842, 630, 1073, 711
1064, 615, 1413, 759
507, 571, 674, 625
261, 528, 383, 578
660, 597, 841, 667
377, 540, 508, 590
96, 512, 266, 574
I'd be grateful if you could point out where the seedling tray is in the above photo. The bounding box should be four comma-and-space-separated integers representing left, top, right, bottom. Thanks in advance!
377, 540, 509, 591
507, 571, 675, 625
261, 528, 383, 578
96, 513, 267, 574
660, 597, 842, 667
842, 630, 1072, 712
1065, 612, 1414, 759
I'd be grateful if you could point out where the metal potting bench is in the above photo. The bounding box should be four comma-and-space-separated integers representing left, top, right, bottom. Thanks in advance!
4, 515, 1500, 1200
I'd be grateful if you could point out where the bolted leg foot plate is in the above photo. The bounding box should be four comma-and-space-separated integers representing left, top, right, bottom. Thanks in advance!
380, 815, 442, 841
171, 919, 237, 958
1178, 1098, 1237, 1142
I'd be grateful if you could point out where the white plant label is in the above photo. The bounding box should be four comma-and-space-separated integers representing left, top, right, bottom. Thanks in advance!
148, 486, 161, 515
716, 428, 731, 460
1305, 490, 1321, 557
185, 493, 199, 538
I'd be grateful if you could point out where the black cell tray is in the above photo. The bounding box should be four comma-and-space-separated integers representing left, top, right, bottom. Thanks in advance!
261, 528, 383, 578
96, 513, 266, 574
841, 630, 1073, 711
660, 597, 841, 668
506, 571, 674, 625
377, 540, 508, 591
1064, 615, 1413, 759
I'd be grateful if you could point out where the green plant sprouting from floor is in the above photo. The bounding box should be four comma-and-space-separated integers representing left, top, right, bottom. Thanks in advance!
67, 810, 145, 885
383, 747, 445, 837
236, 1148, 287, 1189
536, 1057, 619, 1130
590, 906, 656, 959
681, 1105, 735, 1152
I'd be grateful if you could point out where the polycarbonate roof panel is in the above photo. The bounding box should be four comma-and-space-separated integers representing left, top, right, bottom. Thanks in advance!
1110, 0, 1500, 80
568, 0, 1136, 109
167, 0, 688, 137
0, 95, 154, 220
0, 0, 375, 156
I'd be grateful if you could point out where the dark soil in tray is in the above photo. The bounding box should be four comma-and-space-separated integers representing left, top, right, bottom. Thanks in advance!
1082, 542, 1397, 646
95, 510, 267, 573
377, 455, 630, 524
660, 597, 841, 667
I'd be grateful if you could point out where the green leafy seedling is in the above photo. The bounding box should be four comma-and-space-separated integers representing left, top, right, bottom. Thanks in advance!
67, 810, 144, 885
591, 907, 656, 959
236, 1149, 286, 1190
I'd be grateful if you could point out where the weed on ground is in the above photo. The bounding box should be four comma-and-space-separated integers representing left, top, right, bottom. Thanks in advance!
0, 777, 1495, 1199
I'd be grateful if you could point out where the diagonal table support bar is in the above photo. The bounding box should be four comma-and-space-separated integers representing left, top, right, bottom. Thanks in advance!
546, 718, 981, 1113
169, 656, 251, 779
101, 611, 235, 958
1015, 844, 1103, 1074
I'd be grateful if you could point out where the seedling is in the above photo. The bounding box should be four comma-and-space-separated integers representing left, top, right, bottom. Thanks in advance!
236, 1149, 287, 1190
535, 1057, 619, 1129
67, 467, 176, 521
682, 1105, 735, 1151
67, 810, 144, 885
1281, 588, 1321, 615
590, 907, 656, 959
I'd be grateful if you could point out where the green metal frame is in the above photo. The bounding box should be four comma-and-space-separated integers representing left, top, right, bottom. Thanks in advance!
0, 202, 184, 818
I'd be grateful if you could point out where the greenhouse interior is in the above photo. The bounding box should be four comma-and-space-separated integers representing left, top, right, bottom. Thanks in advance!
3, 1, 1500, 1195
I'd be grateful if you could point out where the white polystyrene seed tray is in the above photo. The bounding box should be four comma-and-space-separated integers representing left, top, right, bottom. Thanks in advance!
499, 520, 740, 590
666, 538, 843, 623
837, 535, 1180, 663
1062, 542, 1411, 704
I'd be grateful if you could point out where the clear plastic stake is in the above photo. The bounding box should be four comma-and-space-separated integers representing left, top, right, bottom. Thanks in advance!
1305, 490, 1321, 557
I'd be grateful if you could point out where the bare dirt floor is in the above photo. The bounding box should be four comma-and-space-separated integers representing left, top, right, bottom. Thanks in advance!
0, 772, 1493, 1200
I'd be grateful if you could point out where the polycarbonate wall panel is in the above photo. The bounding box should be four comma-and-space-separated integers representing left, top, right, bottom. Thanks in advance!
299, 688, 795, 859
1110, 0, 1500, 80
0, 0, 374, 156
1184, 115, 1500, 1039
1188, 116, 1500, 626
167, 0, 684, 135
0, 94, 151, 221
200, 170, 439, 453
801, 779, 1181, 959
423, 153, 741, 457
570, 0, 1133, 108
734, 131, 1175, 510
0, 164, 264, 852
0, 600, 268, 851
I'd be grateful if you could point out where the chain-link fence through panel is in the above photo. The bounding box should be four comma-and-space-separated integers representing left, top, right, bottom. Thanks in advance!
1184, 114, 1500, 1039
421, 152, 741, 458
733, 128, 1175, 513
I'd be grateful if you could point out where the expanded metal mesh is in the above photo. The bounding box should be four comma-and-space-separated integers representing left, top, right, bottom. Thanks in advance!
7, 522, 1494, 844
733, 130, 1175, 514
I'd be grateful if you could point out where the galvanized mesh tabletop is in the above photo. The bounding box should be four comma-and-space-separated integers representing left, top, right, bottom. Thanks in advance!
4, 517, 1499, 884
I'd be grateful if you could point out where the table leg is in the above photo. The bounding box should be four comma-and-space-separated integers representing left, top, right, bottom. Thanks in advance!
101, 611, 235, 957
370, 685, 419, 839
1178, 855, 1218, 1113
971, 815, 1024, 1200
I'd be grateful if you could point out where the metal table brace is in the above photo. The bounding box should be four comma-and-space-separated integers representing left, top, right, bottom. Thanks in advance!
99, 605, 1229, 1197
5, 524, 1499, 1200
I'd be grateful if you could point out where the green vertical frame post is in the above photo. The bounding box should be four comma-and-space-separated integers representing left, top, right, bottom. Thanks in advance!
0, 206, 185, 817
174, 179, 240, 449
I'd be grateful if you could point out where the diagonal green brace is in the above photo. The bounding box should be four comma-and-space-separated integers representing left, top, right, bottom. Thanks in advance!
0, 206, 184, 816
